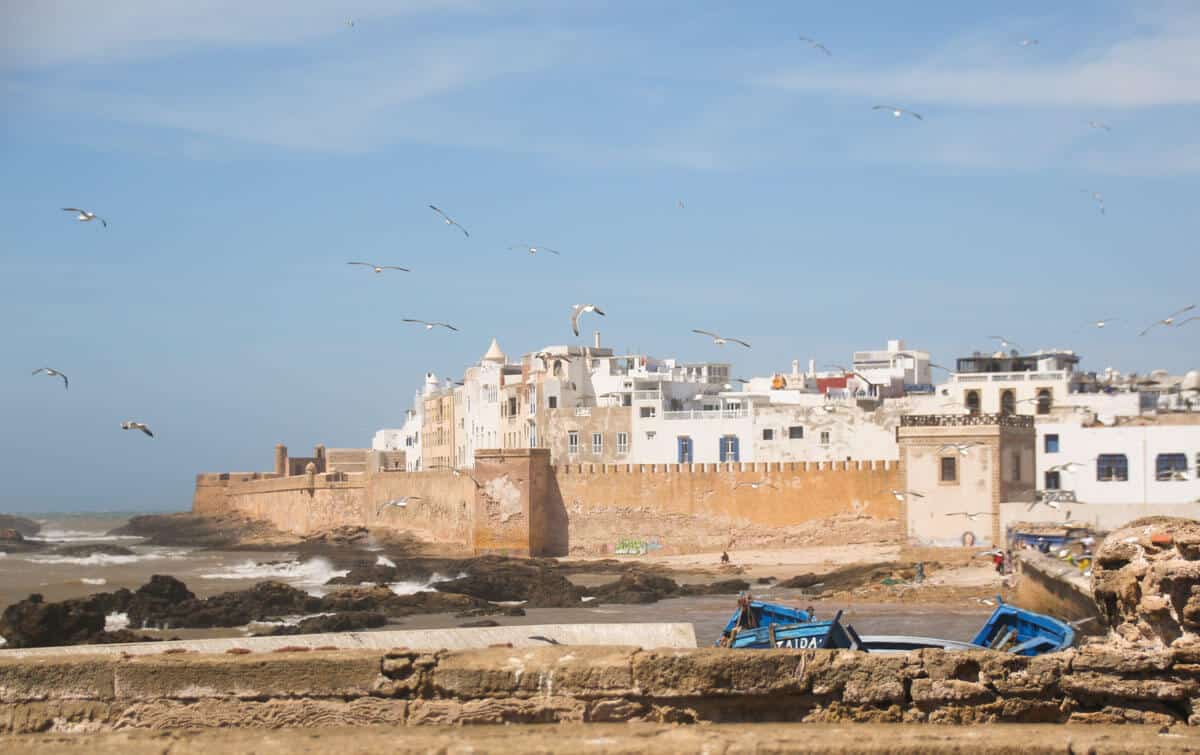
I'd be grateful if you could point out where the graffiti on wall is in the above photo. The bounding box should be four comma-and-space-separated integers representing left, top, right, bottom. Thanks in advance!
613, 536, 664, 556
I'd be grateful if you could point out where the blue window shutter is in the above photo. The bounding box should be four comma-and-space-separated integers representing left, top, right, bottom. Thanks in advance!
732, 436, 740, 462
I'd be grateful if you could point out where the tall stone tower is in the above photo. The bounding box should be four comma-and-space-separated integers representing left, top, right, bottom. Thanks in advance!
896, 413, 1035, 547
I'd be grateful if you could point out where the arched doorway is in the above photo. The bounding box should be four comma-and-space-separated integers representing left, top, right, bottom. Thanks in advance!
1036, 388, 1052, 415
965, 390, 981, 415
1000, 389, 1016, 416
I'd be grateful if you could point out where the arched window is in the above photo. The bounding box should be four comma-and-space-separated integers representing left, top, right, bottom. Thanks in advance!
1000, 389, 1016, 416
1036, 388, 1052, 415
965, 390, 981, 415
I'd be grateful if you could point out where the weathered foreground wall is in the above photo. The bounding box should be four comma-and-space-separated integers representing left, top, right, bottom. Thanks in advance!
2, 643, 1197, 734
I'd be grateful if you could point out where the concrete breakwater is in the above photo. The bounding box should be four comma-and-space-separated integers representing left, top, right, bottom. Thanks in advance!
2, 642, 1198, 734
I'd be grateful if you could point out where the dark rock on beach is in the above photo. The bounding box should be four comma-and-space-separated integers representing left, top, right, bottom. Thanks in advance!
0, 528, 46, 553
51, 543, 137, 558
0, 590, 133, 648
458, 619, 500, 628
108, 512, 287, 548
263, 611, 388, 636
0, 515, 40, 538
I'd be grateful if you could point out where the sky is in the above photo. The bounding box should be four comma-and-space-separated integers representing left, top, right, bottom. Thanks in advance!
1, 1, 1197, 512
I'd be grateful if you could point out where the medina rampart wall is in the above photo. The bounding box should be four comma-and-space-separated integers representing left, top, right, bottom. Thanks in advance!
193, 449, 902, 557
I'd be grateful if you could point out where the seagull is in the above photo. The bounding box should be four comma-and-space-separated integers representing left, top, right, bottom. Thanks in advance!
532, 351, 571, 375
377, 496, 421, 513
347, 262, 410, 274
570, 304, 605, 337
402, 318, 459, 332
736, 480, 777, 490
1177, 316, 1199, 327
888, 489, 924, 501
429, 465, 482, 487
929, 363, 953, 372
1080, 190, 1106, 215
120, 421, 153, 438
1046, 462, 1085, 473
1027, 495, 1064, 511
528, 635, 561, 645
677, 199, 685, 209
428, 205, 469, 237
1020, 39, 1039, 47
1087, 121, 1111, 131
31, 367, 68, 389
62, 208, 106, 227
975, 598, 997, 607
346, 19, 355, 28
937, 442, 979, 456
1082, 317, 1118, 330
692, 329, 751, 348
873, 105, 923, 120
798, 35, 832, 55
988, 336, 1021, 352
1139, 305, 1196, 336
509, 245, 560, 256
946, 512, 995, 521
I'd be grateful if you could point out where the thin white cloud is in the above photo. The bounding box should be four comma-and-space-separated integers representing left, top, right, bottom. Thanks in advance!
0, 1, 500, 67
760, 10, 1200, 108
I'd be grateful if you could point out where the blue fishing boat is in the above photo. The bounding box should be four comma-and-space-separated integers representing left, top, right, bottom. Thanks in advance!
716, 594, 1074, 655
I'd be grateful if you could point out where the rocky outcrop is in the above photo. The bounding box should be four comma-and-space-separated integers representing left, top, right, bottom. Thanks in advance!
1092, 517, 1200, 648
50, 544, 136, 558
0, 590, 132, 648
108, 512, 287, 548
264, 611, 388, 636
587, 572, 749, 605
0, 514, 40, 538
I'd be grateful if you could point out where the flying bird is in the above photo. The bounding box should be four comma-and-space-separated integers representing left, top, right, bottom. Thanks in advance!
428, 205, 469, 237
528, 635, 561, 645
532, 351, 571, 375
677, 199, 685, 209
346, 19, 355, 28
929, 363, 953, 372
873, 105, 923, 120
946, 512, 995, 521
692, 329, 751, 348
798, 35, 832, 55
402, 318, 459, 332
736, 480, 777, 490
1140, 305, 1196, 336
377, 496, 421, 513
1082, 317, 1117, 330
31, 367, 68, 390
1020, 39, 1039, 47
121, 421, 153, 438
1177, 316, 1199, 327
348, 262, 410, 274
570, 304, 605, 337
988, 336, 1021, 352
1087, 121, 1111, 131
1080, 190, 1105, 215
509, 245, 560, 256
888, 489, 924, 501
1046, 462, 1086, 474
62, 208, 106, 227
429, 464, 482, 487
937, 442, 980, 456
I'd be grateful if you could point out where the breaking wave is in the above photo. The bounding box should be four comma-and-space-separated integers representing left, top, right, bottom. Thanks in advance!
27, 549, 189, 567
200, 557, 350, 596
105, 612, 129, 632
387, 572, 464, 596
376, 555, 396, 568
28, 528, 143, 544
81, 577, 108, 586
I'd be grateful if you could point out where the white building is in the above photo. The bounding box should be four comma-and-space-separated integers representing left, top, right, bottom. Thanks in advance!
371, 381, 427, 471
454, 338, 507, 468
1035, 415, 1200, 505
853, 339, 933, 397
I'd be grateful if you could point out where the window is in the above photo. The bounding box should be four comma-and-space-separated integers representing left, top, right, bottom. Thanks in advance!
567, 431, 579, 455
592, 432, 603, 455
1097, 454, 1128, 482
1036, 389, 1052, 415
528, 397, 535, 414
1000, 389, 1016, 416
788, 426, 804, 440
965, 390, 981, 415
548, 396, 558, 409
640, 406, 656, 418
677, 436, 693, 463
940, 456, 958, 483
719, 435, 740, 462
1156, 453, 1188, 481
1045, 471, 1061, 490
1044, 434, 1059, 454
762, 428, 774, 441
616, 432, 628, 455
819, 431, 830, 445
506, 397, 517, 416
1011, 452, 1022, 482
529, 427, 537, 448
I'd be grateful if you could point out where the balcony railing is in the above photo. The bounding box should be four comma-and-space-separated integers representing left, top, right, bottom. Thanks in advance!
900, 413, 1034, 428
633, 390, 661, 400
662, 409, 747, 420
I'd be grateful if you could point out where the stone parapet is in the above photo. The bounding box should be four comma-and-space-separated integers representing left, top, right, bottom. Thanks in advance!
2, 644, 1198, 734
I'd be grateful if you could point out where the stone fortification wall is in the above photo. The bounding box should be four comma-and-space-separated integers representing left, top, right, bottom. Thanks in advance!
193, 451, 902, 556
2, 643, 1197, 734
551, 460, 902, 555
1014, 550, 1103, 626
